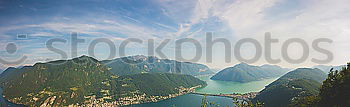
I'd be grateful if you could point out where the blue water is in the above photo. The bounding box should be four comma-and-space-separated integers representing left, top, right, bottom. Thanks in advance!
196, 75, 278, 94
127, 75, 277, 107
126, 94, 234, 107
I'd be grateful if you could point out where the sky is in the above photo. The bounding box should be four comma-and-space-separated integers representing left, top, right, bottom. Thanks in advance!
0, 0, 349, 69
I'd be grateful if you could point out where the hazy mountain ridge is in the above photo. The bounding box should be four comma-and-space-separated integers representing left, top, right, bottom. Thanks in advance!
0, 55, 206, 106
103, 55, 214, 76
210, 63, 290, 82
253, 68, 327, 107
312, 65, 346, 74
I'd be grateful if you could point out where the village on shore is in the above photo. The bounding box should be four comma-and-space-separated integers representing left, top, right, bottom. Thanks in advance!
81, 85, 203, 107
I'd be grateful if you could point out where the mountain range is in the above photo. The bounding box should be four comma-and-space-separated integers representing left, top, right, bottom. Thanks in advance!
253, 68, 327, 107
1, 55, 346, 106
103, 55, 214, 76
210, 63, 290, 82
0, 55, 206, 106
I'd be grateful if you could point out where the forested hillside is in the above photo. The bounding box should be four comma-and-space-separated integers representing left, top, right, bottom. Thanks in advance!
211, 63, 289, 82
253, 68, 327, 107
103, 55, 214, 76
0, 56, 206, 106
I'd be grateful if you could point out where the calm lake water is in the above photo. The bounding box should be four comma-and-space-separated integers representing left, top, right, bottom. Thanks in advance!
195, 75, 279, 94
128, 75, 278, 107
126, 94, 234, 107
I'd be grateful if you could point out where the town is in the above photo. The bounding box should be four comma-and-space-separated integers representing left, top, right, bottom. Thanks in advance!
81, 85, 203, 107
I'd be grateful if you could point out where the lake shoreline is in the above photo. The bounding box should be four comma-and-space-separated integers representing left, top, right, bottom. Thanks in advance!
195, 75, 278, 94
191, 92, 258, 100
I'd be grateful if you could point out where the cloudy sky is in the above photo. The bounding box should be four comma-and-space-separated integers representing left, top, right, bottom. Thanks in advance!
0, 0, 349, 69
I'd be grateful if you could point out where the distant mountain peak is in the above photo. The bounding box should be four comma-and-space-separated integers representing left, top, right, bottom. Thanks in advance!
211, 63, 289, 82
261, 64, 279, 67
312, 65, 346, 74
238, 62, 249, 65
70, 55, 99, 63
76, 55, 96, 59
234, 62, 251, 67
124, 55, 160, 61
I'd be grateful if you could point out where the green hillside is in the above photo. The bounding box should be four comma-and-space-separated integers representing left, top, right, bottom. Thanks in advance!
0, 56, 206, 106
115, 73, 206, 96
103, 55, 214, 76
210, 63, 289, 82
253, 68, 327, 107
292, 63, 350, 107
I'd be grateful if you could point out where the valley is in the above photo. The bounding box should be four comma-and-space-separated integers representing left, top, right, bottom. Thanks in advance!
0, 55, 348, 107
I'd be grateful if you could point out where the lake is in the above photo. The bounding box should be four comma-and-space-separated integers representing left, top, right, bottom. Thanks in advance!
195, 75, 279, 94
128, 75, 278, 107
126, 94, 234, 107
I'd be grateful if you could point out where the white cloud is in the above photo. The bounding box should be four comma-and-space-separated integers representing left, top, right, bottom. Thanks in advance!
1, 0, 349, 68
30, 32, 56, 37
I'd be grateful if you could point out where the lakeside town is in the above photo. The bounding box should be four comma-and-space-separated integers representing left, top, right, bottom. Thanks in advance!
81, 85, 203, 107
80, 87, 258, 107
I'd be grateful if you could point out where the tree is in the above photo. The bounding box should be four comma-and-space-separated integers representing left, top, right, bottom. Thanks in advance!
233, 98, 263, 107
317, 63, 350, 107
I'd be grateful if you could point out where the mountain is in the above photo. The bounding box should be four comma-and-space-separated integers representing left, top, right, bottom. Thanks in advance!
210, 63, 290, 82
0, 56, 206, 106
103, 55, 214, 76
312, 65, 346, 74
290, 64, 350, 107
253, 68, 327, 107
115, 73, 206, 96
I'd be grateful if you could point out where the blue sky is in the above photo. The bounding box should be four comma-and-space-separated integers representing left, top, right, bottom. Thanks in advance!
0, 0, 349, 69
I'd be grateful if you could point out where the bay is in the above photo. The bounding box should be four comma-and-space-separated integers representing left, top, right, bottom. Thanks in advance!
127, 75, 278, 107
195, 75, 279, 94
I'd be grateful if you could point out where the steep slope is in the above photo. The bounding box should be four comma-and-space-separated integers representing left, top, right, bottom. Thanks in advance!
115, 73, 206, 96
0, 56, 113, 106
210, 63, 289, 82
103, 55, 214, 76
253, 68, 327, 107
293, 64, 350, 107
0, 56, 206, 106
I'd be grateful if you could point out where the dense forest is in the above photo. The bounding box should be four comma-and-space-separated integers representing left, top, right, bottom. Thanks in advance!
252, 68, 326, 107
291, 63, 350, 107
252, 64, 350, 107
